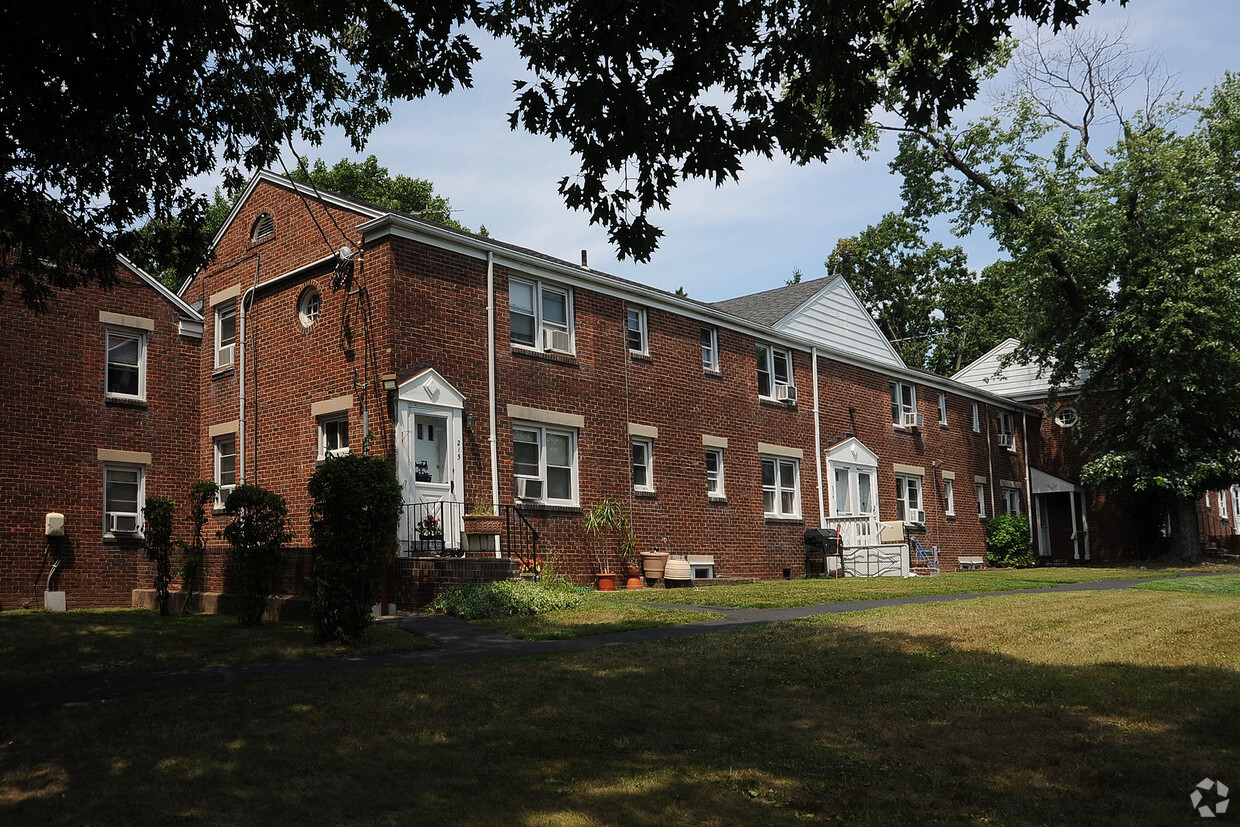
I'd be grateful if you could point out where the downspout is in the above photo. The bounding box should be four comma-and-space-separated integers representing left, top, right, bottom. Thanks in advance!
984, 403, 996, 518
238, 255, 260, 485
1022, 411, 1034, 542
812, 347, 825, 528
487, 251, 499, 507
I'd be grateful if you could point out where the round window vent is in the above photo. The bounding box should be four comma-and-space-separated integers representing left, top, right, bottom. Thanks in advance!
1054, 406, 1079, 428
298, 286, 321, 328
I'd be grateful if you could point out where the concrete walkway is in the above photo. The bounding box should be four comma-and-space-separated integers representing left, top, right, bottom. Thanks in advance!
0, 577, 1168, 718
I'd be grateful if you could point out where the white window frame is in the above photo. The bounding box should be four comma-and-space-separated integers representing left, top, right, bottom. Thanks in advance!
1002, 485, 1021, 515
937, 392, 948, 426
997, 412, 1016, 450
627, 307, 648, 355
319, 414, 350, 460
701, 327, 719, 371
631, 437, 655, 492
103, 464, 144, 537
831, 463, 878, 519
1220, 490, 1229, 520
706, 447, 725, 498
977, 481, 987, 519
215, 301, 237, 369
105, 327, 146, 401
509, 277, 573, 354
214, 434, 238, 506
890, 381, 918, 427
512, 422, 578, 506
756, 344, 793, 400
944, 478, 956, 517
895, 474, 924, 524
761, 456, 801, 519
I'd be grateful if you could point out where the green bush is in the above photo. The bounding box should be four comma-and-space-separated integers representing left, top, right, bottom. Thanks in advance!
178, 481, 218, 616
985, 513, 1036, 568
222, 484, 293, 627
430, 579, 585, 620
142, 496, 176, 616
306, 454, 402, 645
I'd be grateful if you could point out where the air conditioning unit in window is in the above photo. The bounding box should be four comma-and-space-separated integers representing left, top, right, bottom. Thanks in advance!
514, 475, 544, 500
904, 510, 926, 526
998, 433, 1014, 448
775, 384, 798, 404
215, 343, 234, 369
902, 412, 924, 429
542, 327, 572, 353
108, 513, 138, 534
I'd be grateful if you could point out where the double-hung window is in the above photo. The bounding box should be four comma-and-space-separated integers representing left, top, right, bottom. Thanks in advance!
701, 328, 719, 371
510, 278, 572, 353
890, 382, 918, 427
937, 393, 948, 426
513, 423, 577, 505
214, 435, 237, 506
632, 438, 654, 492
705, 448, 724, 497
944, 478, 956, 517
761, 456, 800, 518
104, 464, 144, 536
1002, 484, 1021, 515
997, 412, 1016, 450
977, 480, 988, 519
106, 328, 145, 400
972, 402, 981, 433
895, 475, 924, 524
756, 344, 793, 400
319, 415, 349, 459
215, 301, 237, 369
627, 307, 648, 355
1220, 490, 1229, 521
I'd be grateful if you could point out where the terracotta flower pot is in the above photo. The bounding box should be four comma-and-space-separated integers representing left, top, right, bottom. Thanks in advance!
595, 572, 617, 591
640, 551, 669, 580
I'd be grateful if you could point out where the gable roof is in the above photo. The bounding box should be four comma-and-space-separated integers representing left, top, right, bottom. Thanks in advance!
712, 278, 831, 326
117, 254, 203, 326
951, 338, 1084, 402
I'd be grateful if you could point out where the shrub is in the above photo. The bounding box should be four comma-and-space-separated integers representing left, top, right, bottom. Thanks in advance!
178, 481, 218, 616
142, 496, 176, 616
222, 484, 293, 627
306, 454, 402, 645
985, 513, 1036, 568
430, 579, 585, 620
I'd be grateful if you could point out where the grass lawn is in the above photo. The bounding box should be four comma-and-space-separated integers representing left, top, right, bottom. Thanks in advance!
3, 586, 1238, 825
596, 563, 1229, 609
0, 609, 434, 691
475, 603, 725, 640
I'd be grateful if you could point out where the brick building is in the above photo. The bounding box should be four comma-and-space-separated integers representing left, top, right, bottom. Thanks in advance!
0, 257, 202, 609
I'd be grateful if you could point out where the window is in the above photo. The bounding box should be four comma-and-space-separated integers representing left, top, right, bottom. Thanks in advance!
627, 307, 648, 355
298, 286, 321, 328
977, 481, 987, 519
104, 465, 143, 535
972, 402, 981, 433
106, 328, 145, 400
895, 475, 924, 524
1220, 490, 1229, 520
510, 278, 572, 353
997, 412, 1016, 449
319, 415, 350, 459
944, 478, 956, 516
705, 448, 724, 497
832, 464, 877, 518
938, 393, 948, 426
761, 456, 800, 518
890, 382, 918, 427
1054, 406, 1079, 428
214, 435, 237, 505
250, 212, 275, 242
215, 301, 237, 369
1002, 485, 1021, 515
513, 423, 577, 505
756, 344, 793, 399
631, 438, 654, 491
701, 328, 718, 371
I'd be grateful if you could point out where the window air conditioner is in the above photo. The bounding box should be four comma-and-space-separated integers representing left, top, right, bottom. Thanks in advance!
514, 475, 544, 500
108, 513, 138, 534
905, 510, 926, 526
775, 384, 798, 404
902, 412, 924, 429
215, 343, 234, 368
542, 327, 572, 353
998, 433, 1014, 448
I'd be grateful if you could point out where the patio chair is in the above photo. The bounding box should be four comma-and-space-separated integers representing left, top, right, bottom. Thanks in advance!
911, 536, 939, 573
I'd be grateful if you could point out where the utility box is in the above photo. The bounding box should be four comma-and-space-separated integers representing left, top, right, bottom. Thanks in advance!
44, 591, 67, 611
45, 512, 65, 537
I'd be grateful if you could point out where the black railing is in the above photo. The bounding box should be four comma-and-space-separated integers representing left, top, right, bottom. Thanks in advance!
401, 501, 540, 577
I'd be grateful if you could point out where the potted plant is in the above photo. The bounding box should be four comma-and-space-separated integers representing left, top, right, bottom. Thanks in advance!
584, 499, 631, 591
416, 513, 444, 552
619, 533, 642, 589
463, 500, 505, 537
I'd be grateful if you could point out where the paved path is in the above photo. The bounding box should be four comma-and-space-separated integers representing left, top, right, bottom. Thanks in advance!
0, 577, 1173, 718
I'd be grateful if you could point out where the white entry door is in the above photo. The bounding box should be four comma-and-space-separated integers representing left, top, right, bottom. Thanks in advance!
396, 369, 465, 552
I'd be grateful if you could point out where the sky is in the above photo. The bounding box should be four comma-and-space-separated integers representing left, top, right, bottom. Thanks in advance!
251, 0, 1237, 304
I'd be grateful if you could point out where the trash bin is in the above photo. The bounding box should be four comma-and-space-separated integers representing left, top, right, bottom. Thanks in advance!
804, 528, 842, 578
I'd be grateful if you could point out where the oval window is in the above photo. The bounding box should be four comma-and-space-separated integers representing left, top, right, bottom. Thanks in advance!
298, 286, 322, 328
1054, 406, 1079, 428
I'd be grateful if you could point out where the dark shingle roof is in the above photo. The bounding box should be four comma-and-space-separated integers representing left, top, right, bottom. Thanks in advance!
711, 277, 835, 326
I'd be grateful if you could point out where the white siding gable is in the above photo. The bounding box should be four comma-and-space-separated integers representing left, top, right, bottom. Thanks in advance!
952, 338, 1082, 401
772, 276, 904, 368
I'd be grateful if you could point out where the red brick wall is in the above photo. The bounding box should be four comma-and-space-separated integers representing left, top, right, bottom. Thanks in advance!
0, 264, 200, 609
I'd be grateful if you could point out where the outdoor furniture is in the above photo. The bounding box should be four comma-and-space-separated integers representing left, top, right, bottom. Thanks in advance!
911, 536, 939, 573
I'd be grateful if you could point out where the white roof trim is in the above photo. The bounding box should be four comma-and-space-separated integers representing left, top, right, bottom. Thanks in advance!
116, 254, 203, 322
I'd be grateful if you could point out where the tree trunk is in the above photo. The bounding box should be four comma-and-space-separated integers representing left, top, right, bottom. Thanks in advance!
1164, 496, 1205, 562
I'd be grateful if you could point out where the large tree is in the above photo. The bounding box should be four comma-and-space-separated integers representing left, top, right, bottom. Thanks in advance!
889, 29, 1240, 559
3, 0, 1115, 310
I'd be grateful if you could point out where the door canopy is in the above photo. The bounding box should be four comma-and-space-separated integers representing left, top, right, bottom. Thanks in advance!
397, 367, 465, 409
